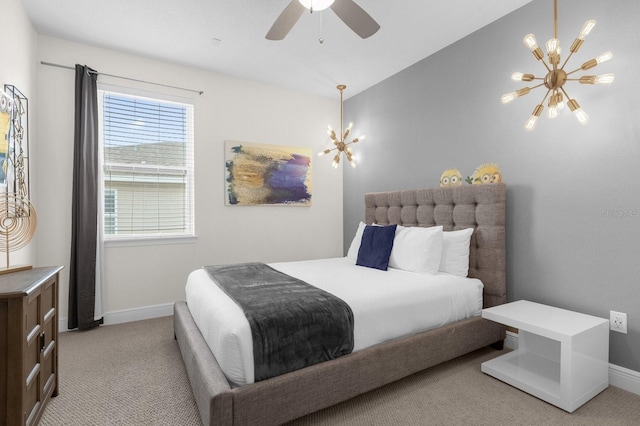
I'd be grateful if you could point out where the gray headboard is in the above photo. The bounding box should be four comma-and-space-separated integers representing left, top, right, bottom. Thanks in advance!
364, 183, 506, 308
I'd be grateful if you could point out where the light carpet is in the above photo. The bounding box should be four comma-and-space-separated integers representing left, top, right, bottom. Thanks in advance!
41, 316, 640, 425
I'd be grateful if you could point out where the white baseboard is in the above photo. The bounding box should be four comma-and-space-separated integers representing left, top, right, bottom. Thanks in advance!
609, 364, 640, 396
504, 330, 640, 396
505, 330, 519, 350
59, 302, 174, 332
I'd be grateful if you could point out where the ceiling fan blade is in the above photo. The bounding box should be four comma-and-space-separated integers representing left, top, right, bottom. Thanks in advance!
266, 1, 306, 40
330, 0, 380, 39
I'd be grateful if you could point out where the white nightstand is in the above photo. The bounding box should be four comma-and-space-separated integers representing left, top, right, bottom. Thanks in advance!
481, 300, 609, 413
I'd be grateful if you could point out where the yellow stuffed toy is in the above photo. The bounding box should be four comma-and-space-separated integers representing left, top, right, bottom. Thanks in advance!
471, 163, 502, 184
439, 168, 463, 187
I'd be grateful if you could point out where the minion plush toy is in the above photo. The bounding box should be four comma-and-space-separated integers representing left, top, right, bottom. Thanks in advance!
471, 163, 502, 184
439, 168, 463, 187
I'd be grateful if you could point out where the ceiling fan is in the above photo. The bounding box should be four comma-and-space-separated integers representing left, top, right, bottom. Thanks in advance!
266, 0, 380, 41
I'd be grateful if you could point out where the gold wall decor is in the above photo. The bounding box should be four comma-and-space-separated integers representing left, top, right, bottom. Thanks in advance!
1, 85, 36, 274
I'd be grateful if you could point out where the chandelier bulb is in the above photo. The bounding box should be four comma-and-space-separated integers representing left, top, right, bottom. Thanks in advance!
573, 108, 589, 125
548, 92, 565, 113
568, 99, 589, 125
581, 51, 613, 71
547, 94, 559, 119
501, 92, 518, 104
546, 38, 560, 54
596, 51, 613, 64
512, 72, 535, 82
524, 104, 543, 132
578, 20, 597, 40
501, 87, 531, 104
595, 73, 615, 85
523, 34, 538, 51
524, 114, 540, 132
332, 153, 340, 168
579, 73, 615, 85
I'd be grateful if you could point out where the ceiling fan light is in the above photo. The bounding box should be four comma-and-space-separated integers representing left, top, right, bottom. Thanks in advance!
298, 0, 335, 11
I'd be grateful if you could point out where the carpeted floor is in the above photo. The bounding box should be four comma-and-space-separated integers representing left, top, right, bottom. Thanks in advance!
41, 316, 640, 425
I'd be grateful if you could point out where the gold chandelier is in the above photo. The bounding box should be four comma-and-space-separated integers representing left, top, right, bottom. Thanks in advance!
318, 84, 365, 168
501, 0, 614, 131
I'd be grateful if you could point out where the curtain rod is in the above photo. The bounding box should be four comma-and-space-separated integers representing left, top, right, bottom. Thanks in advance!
40, 61, 204, 95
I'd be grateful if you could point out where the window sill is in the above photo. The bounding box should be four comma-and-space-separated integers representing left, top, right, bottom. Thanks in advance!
104, 235, 197, 248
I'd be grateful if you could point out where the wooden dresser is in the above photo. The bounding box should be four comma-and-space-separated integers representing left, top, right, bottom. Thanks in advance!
0, 266, 63, 426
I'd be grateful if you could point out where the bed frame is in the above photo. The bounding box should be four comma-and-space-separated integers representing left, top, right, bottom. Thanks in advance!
174, 183, 507, 425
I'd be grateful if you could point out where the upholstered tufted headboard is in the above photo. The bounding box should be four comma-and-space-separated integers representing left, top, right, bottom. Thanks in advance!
364, 183, 506, 308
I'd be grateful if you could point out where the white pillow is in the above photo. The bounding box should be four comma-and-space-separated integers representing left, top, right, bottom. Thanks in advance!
440, 228, 474, 276
346, 221, 367, 260
388, 225, 443, 274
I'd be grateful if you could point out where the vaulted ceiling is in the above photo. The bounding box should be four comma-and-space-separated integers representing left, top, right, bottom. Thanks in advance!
24, 0, 532, 98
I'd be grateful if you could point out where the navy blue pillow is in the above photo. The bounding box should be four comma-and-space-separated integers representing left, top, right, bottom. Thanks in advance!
356, 224, 397, 271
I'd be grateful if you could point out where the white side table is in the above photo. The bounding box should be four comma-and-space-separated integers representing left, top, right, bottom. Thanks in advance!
481, 300, 609, 412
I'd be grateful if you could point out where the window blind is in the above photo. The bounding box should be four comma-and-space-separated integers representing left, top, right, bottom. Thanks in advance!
98, 89, 194, 239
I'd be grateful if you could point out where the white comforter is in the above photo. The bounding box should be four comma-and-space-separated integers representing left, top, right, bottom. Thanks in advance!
185, 257, 483, 386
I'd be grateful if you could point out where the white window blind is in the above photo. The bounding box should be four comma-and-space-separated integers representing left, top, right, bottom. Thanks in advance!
98, 89, 194, 240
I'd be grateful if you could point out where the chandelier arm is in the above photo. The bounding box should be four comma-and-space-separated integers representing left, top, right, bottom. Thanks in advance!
540, 88, 552, 104
559, 51, 576, 71
559, 86, 572, 100
530, 82, 547, 91
540, 58, 552, 73
565, 67, 585, 77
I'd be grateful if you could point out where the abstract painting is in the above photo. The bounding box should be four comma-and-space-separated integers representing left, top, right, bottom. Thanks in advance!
225, 141, 312, 206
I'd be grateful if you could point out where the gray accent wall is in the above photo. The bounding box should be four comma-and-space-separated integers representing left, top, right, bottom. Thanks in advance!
343, 0, 640, 371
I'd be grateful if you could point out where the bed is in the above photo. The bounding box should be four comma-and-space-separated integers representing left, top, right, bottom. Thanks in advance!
174, 183, 507, 425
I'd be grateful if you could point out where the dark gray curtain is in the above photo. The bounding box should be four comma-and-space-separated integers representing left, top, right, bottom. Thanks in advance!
68, 64, 102, 330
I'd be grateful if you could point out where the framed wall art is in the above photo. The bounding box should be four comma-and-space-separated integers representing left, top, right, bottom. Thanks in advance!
225, 141, 312, 206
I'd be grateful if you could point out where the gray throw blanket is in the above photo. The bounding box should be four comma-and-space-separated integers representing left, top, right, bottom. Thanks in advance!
204, 262, 354, 382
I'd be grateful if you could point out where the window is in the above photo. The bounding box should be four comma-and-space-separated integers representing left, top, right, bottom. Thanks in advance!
98, 88, 194, 240
104, 189, 118, 234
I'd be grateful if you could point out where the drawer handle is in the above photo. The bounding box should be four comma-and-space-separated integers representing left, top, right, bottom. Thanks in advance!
39, 332, 46, 352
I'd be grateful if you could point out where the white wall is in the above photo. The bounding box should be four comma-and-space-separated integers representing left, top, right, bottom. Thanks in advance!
1, 0, 38, 267
34, 36, 343, 321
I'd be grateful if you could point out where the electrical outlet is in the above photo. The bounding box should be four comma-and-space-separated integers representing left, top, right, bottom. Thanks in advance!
610, 311, 627, 334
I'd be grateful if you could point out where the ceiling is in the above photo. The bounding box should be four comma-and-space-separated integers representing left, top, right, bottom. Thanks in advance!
23, 0, 533, 99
